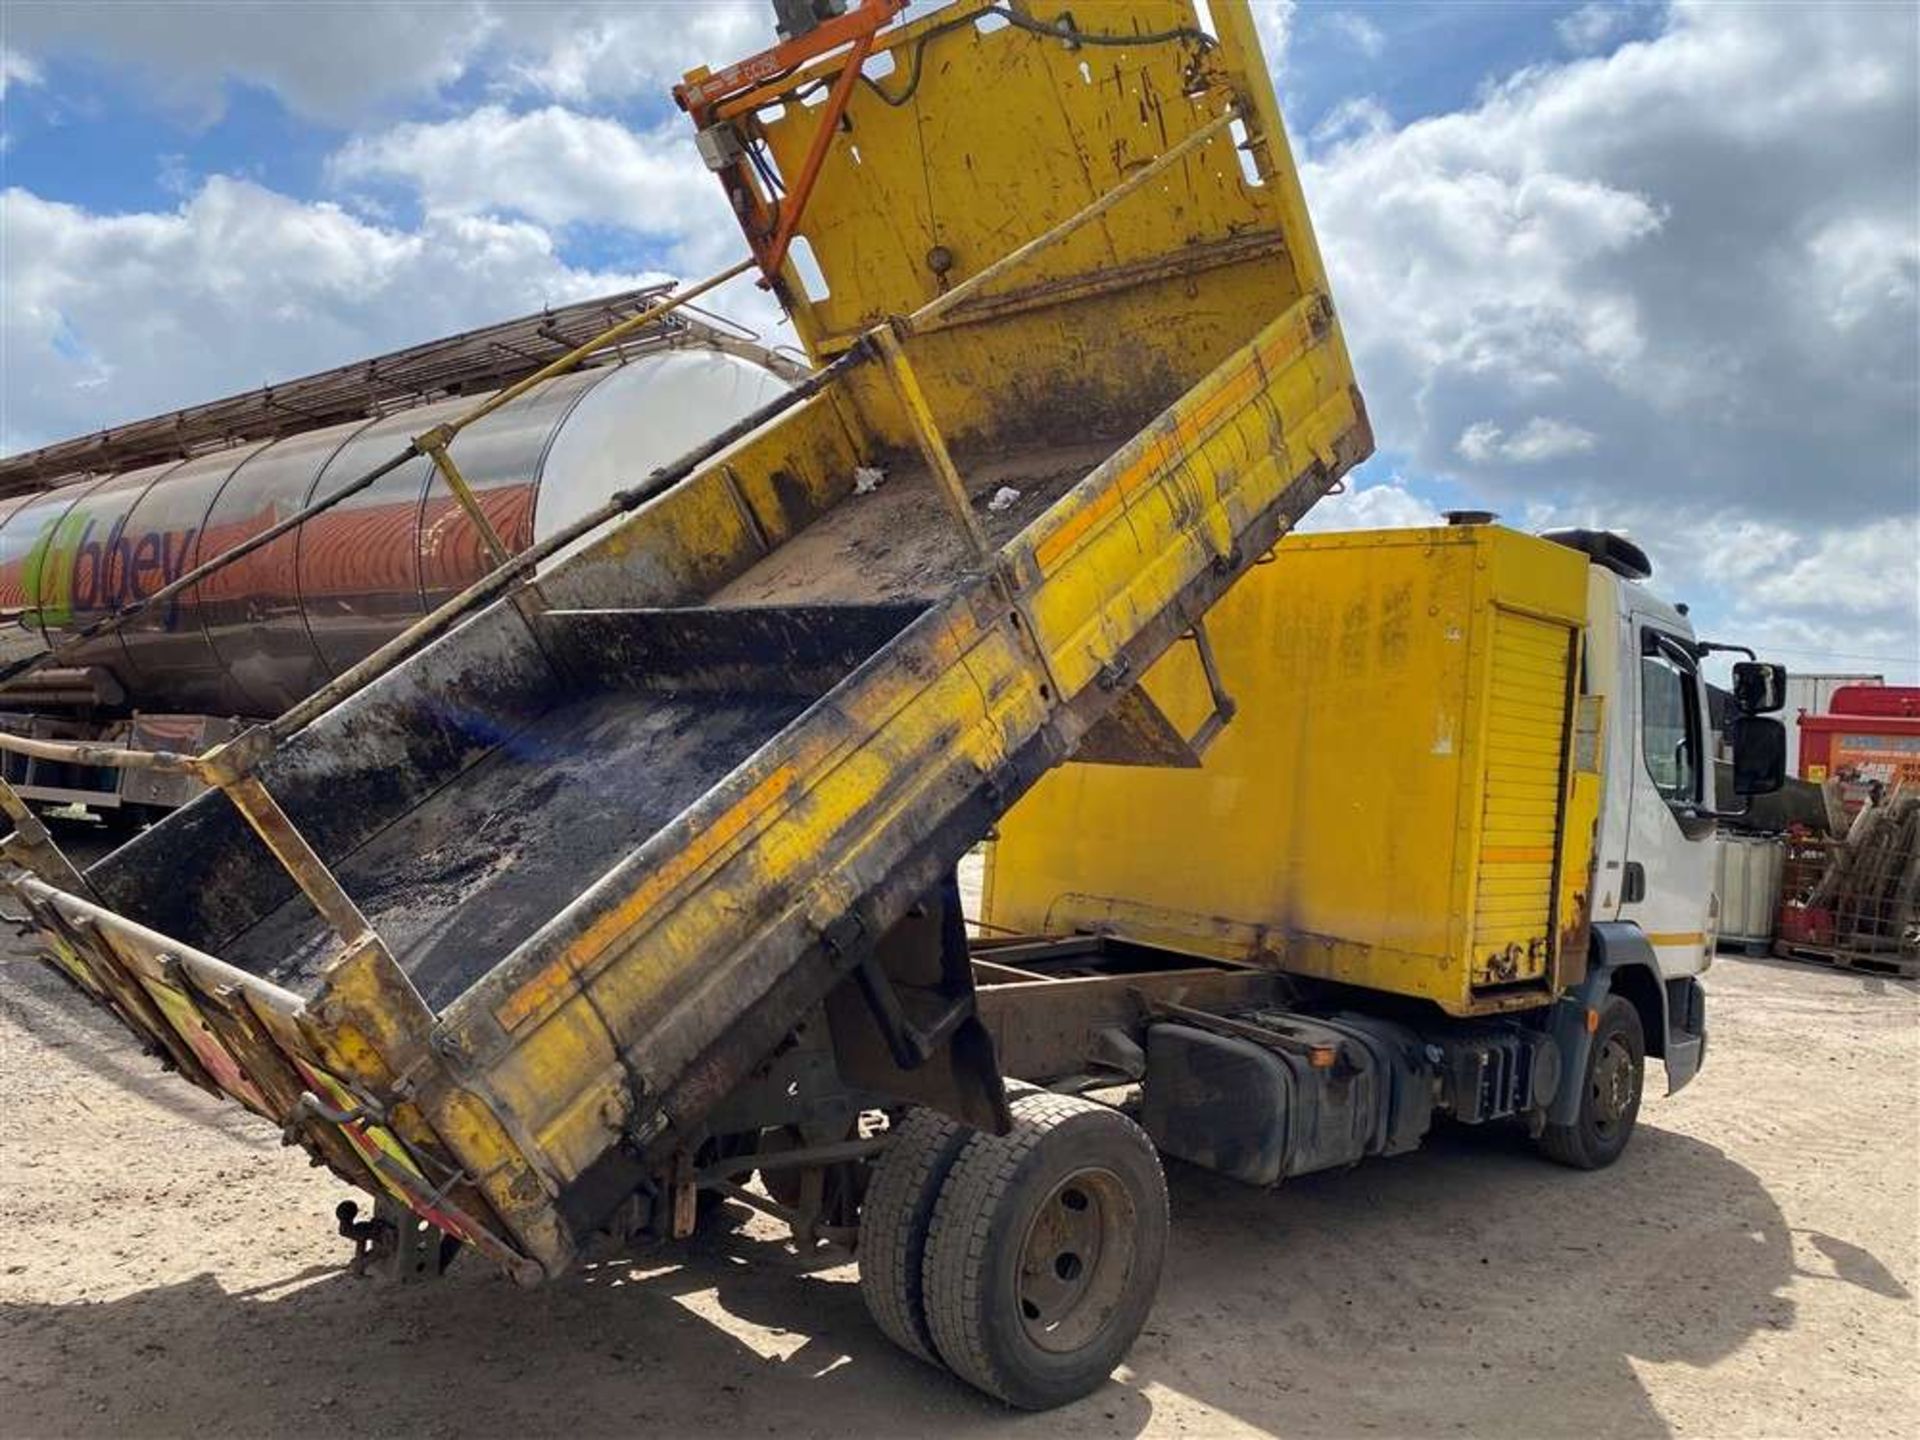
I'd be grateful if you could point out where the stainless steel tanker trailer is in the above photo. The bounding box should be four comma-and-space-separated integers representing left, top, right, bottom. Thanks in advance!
0, 296, 798, 813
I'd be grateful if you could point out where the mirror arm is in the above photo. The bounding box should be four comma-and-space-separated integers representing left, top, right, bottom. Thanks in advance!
1695, 640, 1757, 662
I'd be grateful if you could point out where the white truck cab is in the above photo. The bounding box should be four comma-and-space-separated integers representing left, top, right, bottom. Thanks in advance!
1589, 565, 1719, 966
1547, 528, 1789, 1105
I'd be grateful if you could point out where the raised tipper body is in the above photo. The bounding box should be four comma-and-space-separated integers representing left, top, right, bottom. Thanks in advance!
4, 0, 1369, 1320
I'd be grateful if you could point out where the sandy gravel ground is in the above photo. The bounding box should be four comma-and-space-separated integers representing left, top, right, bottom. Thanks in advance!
1, 898, 1915, 1438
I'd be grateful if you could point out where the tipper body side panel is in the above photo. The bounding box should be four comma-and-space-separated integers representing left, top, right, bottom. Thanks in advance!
983, 525, 1599, 1016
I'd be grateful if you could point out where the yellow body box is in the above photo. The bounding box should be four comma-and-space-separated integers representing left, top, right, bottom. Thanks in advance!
983, 523, 1602, 1017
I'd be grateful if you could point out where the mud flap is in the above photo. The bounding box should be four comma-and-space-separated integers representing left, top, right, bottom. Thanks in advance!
1663, 976, 1707, 1091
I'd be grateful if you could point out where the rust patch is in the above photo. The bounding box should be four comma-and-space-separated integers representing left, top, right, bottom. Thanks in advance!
1557, 889, 1595, 992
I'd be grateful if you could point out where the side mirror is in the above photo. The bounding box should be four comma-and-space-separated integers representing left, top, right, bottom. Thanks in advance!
1731, 660, 1788, 715
1730, 714, 1787, 796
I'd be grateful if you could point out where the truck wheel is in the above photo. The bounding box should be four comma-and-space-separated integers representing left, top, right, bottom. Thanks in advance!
857, 1083, 1040, 1367
921, 1092, 1168, 1410
1540, 994, 1644, 1170
858, 1108, 973, 1366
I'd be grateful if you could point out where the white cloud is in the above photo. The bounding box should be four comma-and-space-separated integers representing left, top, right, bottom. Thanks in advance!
1250, 2, 1297, 73
1, 1, 773, 125
1654, 513, 1918, 625
326, 102, 784, 340
1310, 96, 1392, 149
0, 179, 659, 451
1805, 213, 1920, 332
1736, 516, 1920, 619
331, 106, 726, 249
1327, 12, 1385, 61
1, 46, 41, 99
1512, 500, 1919, 679
1557, 4, 1634, 55
1297, 478, 1445, 533
1712, 616, 1915, 681
1314, 151, 1665, 403
500, 3, 763, 104
3, 2, 493, 125
1456, 416, 1598, 465
1454, 422, 1501, 464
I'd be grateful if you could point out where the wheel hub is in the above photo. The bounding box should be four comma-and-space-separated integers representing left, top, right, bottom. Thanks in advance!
1016, 1166, 1137, 1354
1590, 1036, 1637, 1139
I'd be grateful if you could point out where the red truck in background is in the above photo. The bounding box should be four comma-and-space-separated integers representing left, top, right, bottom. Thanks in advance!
1799, 683, 1920, 794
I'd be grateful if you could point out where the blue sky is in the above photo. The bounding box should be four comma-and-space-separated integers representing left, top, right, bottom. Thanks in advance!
6, 68, 328, 214
3, 1, 1915, 681
1284, 0, 1659, 134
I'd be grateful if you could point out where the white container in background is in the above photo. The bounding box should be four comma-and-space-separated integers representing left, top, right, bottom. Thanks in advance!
1715, 832, 1787, 951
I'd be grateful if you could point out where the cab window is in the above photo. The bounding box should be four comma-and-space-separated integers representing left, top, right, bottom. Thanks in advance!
1640, 629, 1703, 804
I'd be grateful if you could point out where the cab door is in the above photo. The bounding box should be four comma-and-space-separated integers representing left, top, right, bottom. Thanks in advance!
1618, 617, 1717, 978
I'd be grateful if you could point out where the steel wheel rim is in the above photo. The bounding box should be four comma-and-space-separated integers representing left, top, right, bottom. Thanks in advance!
1015, 1166, 1137, 1354
1590, 1036, 1636, 1139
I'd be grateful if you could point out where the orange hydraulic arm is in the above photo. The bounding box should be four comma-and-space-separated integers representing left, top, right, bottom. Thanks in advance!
674, 0, 906, 295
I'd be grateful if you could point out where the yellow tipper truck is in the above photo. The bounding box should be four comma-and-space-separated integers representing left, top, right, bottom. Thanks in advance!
0, 0, 1787, 1412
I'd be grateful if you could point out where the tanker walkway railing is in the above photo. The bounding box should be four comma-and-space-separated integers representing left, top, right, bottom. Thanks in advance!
0, 106, 1243, 981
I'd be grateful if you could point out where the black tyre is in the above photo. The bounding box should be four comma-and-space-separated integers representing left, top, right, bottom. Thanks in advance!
858, 1108, 973, 1366
857, 1083, 1040, 1366
1540, 994, 1645, 1170
921, 1092, 1169, 1410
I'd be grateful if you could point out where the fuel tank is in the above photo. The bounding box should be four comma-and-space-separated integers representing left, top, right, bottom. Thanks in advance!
0, 350, 789, 716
